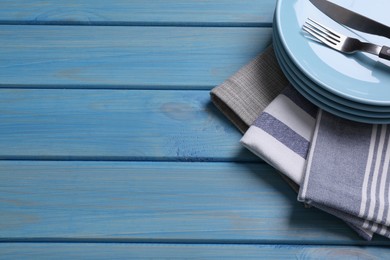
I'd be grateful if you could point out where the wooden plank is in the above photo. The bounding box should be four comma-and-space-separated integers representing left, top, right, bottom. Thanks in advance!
1, 243, 389, 259
0, 0, 275, 26
0, 26, 272, 89
1, 161, 389, 244
0, 89, 257, 161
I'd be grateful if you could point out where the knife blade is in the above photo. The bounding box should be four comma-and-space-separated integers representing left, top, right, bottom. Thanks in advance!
309, 0, 390, 39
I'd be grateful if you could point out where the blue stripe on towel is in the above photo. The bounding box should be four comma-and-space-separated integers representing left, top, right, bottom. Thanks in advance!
253, 112, 309, 158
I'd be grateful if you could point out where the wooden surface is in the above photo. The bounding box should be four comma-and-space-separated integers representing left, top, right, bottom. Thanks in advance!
1, 244, 389, 259
1, 0, 390, 258
0, 26, 271, 88
0, 0, 274, 26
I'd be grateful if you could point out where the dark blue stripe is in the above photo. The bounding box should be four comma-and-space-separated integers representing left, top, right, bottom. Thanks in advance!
282, 86, 318, 118
253, 112, 310, 158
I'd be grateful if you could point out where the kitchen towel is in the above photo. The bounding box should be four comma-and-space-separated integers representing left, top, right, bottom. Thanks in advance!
210, 45, 381, 240
299, 109, 390, 238
240, 85, 374, 240
210, 46, 299, 192
238, 46, 390, 239
210, 46, 288, 134
240, 86, 317, 185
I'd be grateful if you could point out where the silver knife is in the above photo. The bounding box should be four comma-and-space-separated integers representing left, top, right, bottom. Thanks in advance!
309, 0, 390, 39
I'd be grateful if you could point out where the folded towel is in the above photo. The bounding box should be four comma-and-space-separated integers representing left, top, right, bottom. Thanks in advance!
240, 85, 374, 240
211, 45, 379, 240
299, 109, 390, 238
240, 86, 317, 185
238, 46, 390, 239
210, 46, 288, 134
210, 46, 299, 192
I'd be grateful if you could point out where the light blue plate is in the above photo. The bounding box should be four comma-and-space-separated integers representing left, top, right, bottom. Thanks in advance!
276, 0, 390, 106
274, 23, 390, 115
273, 29, 390, 120
274, 28, 390, 119
274, 34, 390, 123
273, 19, 390, 113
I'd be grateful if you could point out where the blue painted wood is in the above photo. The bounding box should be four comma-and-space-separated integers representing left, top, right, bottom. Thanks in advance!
0, 0, 386, 255
0, 89, 257, 161
1, 161, 389, 244
0, 26, 272, 89
0, 0, 276, 26
1, 243, 389, 259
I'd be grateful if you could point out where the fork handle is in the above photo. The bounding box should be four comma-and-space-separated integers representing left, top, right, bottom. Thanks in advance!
379, 46, 390, 60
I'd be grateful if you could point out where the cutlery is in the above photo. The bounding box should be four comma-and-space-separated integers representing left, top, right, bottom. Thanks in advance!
303, 18, 390, 61
309, 0, 390, 39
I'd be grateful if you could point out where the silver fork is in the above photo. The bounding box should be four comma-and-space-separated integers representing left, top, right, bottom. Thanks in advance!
302, 18, 390, 61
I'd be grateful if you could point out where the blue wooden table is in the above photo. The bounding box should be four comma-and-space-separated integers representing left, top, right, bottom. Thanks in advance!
1, 1, 390, 258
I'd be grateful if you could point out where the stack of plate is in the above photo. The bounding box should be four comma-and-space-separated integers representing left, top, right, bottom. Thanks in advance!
273, 0, 390, 123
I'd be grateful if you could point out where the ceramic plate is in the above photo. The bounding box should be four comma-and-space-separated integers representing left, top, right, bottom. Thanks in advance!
273, 17, 390, 113
273, 27, 390, 116
273, 30, 390, 123
276, 0, 390, 105
273, 30, 390, 119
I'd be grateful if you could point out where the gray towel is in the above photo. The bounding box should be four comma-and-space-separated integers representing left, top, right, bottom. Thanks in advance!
210, 46, 298, 192
210, 46, 288, 133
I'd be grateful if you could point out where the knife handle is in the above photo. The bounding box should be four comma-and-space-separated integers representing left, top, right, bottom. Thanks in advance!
379, 46, 390, 60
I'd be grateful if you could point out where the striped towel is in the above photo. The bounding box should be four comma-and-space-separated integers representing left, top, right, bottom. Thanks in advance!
240, 86, 317, 185
210, 45, 388, 240
240, 86, 374, 240
299, 109, 390, 237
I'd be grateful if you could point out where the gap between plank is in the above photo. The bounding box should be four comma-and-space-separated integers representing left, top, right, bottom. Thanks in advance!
0, 156, 262, 163
0, 84, 216, 91
0, 21, 272, 28
0, 238, 387, 247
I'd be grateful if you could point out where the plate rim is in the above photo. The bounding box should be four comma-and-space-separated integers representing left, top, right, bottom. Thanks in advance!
275, 0, 390, 106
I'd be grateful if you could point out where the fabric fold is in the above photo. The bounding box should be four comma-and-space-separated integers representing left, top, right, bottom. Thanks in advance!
210, 46, 299, 192
210, 44, 390, 240
299, 109, 390, 238
240, 86, 317, 184
240, 85, 374, 240
210, 46, 288, 133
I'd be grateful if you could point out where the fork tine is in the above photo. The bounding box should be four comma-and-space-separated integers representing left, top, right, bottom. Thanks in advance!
301, 25, 322, 43
307, 17, 340, 39
303, 23, 338, 46
306, 18, 340, 41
